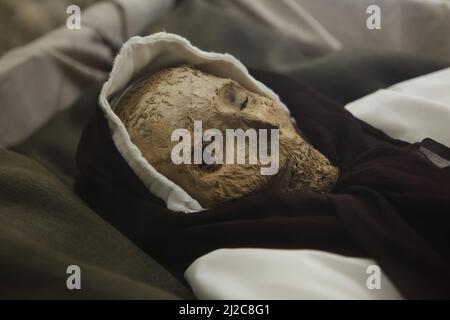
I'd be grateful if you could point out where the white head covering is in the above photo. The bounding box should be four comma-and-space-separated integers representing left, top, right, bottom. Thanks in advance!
99, 32, 290, 213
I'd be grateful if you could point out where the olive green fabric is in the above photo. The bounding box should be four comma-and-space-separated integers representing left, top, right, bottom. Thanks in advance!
0, 147, 192, 299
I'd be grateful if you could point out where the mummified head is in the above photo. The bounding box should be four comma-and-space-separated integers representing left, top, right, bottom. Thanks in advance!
116, 66, 338, 208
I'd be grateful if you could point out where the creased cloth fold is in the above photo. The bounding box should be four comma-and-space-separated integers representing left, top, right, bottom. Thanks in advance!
0, 0, 174, 148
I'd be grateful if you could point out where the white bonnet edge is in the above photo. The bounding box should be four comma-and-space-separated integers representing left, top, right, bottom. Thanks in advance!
98, 32, 291, 213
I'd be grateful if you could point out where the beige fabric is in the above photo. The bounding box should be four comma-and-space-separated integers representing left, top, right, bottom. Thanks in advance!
0, 0, 174, 148
0, 0, 100, 55
3, 0, 448, 148
232, 0, 450, 62
230, 0, 342, 53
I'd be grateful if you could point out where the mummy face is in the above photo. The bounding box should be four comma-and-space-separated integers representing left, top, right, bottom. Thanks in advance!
116, 66, 338, 208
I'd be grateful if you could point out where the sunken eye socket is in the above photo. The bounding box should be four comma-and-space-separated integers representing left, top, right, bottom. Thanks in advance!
190, 148, 223, 173
197, 162, 222, 172
220, 83, 249, 110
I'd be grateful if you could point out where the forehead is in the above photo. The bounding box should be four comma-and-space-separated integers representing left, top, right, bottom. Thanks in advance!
115, 68, 218, 129
116, 66, 292, 131
145, 66, 230, 98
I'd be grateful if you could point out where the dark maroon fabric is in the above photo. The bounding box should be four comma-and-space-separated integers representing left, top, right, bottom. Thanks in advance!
75, 69, 450, 299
